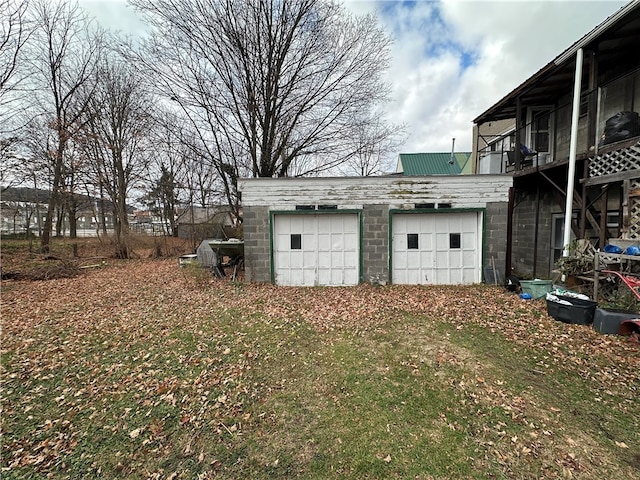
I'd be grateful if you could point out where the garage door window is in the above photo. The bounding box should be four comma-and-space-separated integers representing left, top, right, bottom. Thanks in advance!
449, 233, 461, 249
407, 233, 419, 249
291, 234, 302, 249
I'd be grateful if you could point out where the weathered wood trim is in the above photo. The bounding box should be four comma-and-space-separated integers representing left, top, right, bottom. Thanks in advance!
581, 169, 640, 186
239, 175, 513, 208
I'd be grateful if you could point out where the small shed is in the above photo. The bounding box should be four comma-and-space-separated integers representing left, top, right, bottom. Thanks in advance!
238, 175, 513, 286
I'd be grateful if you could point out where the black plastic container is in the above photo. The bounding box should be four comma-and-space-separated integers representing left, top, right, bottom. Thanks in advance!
546, 295, 598, 325
593, 308, 638, 334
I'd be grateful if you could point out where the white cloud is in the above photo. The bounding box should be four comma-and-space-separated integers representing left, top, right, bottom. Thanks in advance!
77, 0, 148, 37
362, 0, 628, 153
78, 0, 630, 154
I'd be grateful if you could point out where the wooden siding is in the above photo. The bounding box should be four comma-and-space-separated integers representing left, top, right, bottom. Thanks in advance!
238, 175, 513, 209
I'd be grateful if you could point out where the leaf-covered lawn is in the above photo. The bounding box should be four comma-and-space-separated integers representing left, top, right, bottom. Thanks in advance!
1, 259, 639, 479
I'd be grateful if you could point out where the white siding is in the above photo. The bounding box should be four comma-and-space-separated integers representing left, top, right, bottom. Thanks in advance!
238, 175, 512, 209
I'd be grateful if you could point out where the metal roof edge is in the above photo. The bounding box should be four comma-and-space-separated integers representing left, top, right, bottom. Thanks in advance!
555, 0, 639, 65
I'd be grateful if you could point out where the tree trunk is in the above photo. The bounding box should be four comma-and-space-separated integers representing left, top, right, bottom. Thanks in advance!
55, 204, 65, 237
41, 148, 65, 252
68, 196, 78, 239
99, 182, 108, 236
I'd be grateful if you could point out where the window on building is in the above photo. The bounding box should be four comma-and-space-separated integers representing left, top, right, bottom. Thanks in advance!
551, 213, 577, 271
407, 234, 419, 249
527, 108, 552, 154
291, 234, 302, 250
579, 96, 589, 117
449, 233, 461, 249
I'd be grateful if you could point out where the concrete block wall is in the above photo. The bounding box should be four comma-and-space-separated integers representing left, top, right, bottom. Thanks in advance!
361, 205, 389, 284
512, 191, 555, 278
242, 206, 271, 282
484, 202, 509, 281
243, 203, 512, 285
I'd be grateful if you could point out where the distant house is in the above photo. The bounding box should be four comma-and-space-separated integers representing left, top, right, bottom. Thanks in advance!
396, 152, 472, 176
175, 205, 238, 240
472, 0, 640, 278
129, 209, 168, 236
0, 187, 115, 236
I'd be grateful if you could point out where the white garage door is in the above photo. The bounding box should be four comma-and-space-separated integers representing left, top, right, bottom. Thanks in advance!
273, 213, 360, 286
392, 212, 482, 285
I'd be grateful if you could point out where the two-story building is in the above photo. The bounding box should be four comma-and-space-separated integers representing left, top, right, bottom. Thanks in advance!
473, 0, 640, 278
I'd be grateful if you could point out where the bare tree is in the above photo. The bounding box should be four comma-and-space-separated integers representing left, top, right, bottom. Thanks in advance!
336, 111, 406, 176
1, 0, 34, 190
81, 56, 154, 258
28, 0, 102, 252
141, 113, 191, 237
129, 0, 394, 215
0, 136, 22, 190
0, 0, 33, 131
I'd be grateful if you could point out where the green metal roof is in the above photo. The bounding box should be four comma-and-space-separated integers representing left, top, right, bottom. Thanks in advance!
397, 152, 471, 175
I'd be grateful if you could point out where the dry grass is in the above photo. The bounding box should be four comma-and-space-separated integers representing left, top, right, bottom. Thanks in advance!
1, 253, 639, 479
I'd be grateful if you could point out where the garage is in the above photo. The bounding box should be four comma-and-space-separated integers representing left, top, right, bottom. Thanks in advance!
391, 211, 483, 285
238, 176, 511, 285
272, 212, 360, 286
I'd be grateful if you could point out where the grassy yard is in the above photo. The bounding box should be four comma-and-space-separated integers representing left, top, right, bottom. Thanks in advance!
1, 256, 639, 479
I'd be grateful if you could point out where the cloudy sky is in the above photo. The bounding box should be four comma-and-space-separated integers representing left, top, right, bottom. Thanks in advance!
76, 0, 629, 154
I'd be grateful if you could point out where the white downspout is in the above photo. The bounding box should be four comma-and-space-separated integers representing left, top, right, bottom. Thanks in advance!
562, 48, 584, 268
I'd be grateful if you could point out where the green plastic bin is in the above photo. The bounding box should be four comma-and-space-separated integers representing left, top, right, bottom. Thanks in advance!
520, 280, 553, 299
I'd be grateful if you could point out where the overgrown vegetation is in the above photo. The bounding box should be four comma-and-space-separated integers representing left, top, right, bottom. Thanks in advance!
0, 235, 191, 281
2, 256, 638, 479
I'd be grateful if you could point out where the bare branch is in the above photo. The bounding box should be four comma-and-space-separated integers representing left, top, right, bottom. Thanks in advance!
128, 0, 395, 212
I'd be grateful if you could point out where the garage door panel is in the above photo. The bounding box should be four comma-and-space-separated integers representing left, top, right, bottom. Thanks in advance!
395, 251, 409, 268
332, 232, 344, 249
463, 250, 476, 264
302, 232, 315, 249
274, 213, 359, 286
462, 232, 475, 249
393, 212, 482, 285
280, 253, 292, 268
449, 252, 462, 268
435, 233, 449, 250
301, 250, 315, 266
420, 251, 433, 267
344, 270, 358, 285
317, 233, 331, 251
420, 233, 433, 250
448, 269, 461, 284
463, 268, 475, 284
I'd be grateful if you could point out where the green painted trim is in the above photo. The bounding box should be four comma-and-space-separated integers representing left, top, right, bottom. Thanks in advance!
269, 209, 364, 285
481, 208, 487, 283
358, 211, 364, 283
388, 208, 486, 284
269, 211, 276, 283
